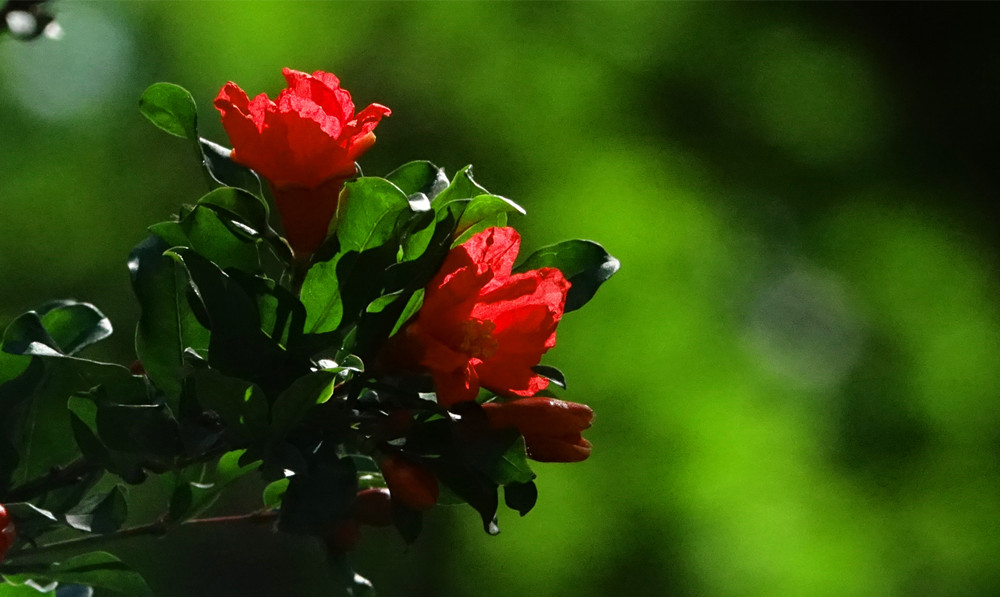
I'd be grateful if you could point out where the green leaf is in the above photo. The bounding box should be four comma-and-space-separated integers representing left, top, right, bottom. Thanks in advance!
301, 243, 399, 336
129, 235, 210, 399
453, 194, 526, 245
1, 552, 152, 597
503, 481, 538, 516
336, 178, 413, 253
390, 289, 424, 337
64, 486, 127, 534
199, 138, 264, 198
269, 371, 338, 438
514, 239, 621, 312
385, 160, 449, 199
139, 82, 198, 141
1, 308, 135, 487
262, 477, 290, 509
431, 165, 489, 205
481, 432, 536, 486
180, 368, 268, 445
196, 186, 270, 238
36, 301, 112, 356
167, 248, 307, 395
0, 582, 57, 595
149, 205, 261, 273
300, 252, 345, 334
171, 450, 259, 522
3, 359, 133, 489
531, 364, 567, 389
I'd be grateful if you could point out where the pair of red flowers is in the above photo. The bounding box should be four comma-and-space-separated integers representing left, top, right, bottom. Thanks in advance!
215, 69, 592, 462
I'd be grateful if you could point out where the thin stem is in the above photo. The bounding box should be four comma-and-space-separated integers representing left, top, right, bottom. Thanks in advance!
5, 459, 98, 503
181, 509, 278, 526
9, 520, 168, 560
8, 510, 278, 561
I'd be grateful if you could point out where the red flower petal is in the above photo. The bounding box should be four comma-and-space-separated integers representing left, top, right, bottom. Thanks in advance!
214, 69, 390, 257
385, 227, 572, 406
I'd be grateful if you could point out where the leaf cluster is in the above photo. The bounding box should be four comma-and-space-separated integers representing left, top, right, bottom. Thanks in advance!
0, 82, 619, 596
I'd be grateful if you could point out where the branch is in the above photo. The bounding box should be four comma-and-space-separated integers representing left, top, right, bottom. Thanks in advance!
8, 509, 278, 561
4, 459, 99, 503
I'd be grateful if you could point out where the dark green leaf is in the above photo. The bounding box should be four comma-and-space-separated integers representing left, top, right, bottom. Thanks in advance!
326, 552, 376, 597
167, 248, 307, 395
1, 551, 152, 596
139, 82, 198, 141
196, 186, 270, 238
336, 178, 412, 253
531, 364, 567, 389
149, 205, 261, 272
199, 138, 264, 198
3, 358, 133, 488
129, 235, 210, 399
36, 301, 112, 356
278, 457, 356, 536
515, 239, 621, 312
269, 371, 338, 438
180, 368, 268, 445
385, 160, 449, 199
485, 434, 536, 486
302, 243, 399, 336
172, 450, 259, 522
64, 486, 127, 534
503, 481, 538, 516
0, 356, 41, 493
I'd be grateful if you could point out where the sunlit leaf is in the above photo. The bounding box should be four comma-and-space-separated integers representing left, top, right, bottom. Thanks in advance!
453, 194, 526, 245
431, 165, 489, 205
385, 160, 449, 199
139, 82, 198, 141
515, 239, 620, 312
336, 178, 412, 253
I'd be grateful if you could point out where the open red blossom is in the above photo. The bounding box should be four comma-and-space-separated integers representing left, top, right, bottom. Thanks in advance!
388, 227, 570, 407
214, 68, 391, 256
482, 397, 594, 462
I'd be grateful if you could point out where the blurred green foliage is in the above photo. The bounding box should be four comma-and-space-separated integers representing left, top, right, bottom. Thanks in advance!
2, 2, 999, 596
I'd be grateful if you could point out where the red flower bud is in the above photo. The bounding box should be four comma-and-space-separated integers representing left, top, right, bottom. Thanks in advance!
482, 397, 594, 462
0, 504, 15, 562
214, 68, 391, 257
385, 227, 570, 407
324, 518, 361, 553
351, 487, 394, 527
378, 453, 439, 511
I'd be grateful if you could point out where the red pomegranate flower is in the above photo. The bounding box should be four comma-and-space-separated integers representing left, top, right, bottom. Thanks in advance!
389, 227, 570, 407
482, 397, 593, 462
214, 68, 391, 257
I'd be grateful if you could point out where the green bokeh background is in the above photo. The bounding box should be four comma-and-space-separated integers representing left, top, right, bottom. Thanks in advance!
3, 2, 1000, 595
